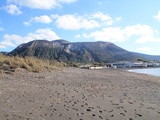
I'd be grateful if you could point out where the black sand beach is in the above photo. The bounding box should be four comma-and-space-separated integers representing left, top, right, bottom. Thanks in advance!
0, 67, 160, 120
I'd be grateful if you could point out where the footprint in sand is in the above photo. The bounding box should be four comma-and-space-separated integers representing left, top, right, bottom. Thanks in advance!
99, 110, 103, 113
120, 113, 125, 116
86, 108, 91, 112
98, 116, 103, 119
76, 113, 84, 117
110, 114, 114, 117
147, 107, 155, 110
108, 110, 113, 113
72, 108, 78, 111
135, 113, 142, 117
85, 103, 88, 106
128, 101, 133, 104
96, 106, 101, 109
58, 113, 62, 116
128, 118, 133, 120
157, 111, 160, 114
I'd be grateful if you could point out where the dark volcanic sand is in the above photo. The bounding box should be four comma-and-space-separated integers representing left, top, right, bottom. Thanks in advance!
0, 67, 160, 120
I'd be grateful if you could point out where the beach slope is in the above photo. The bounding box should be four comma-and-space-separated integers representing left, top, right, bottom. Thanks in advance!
0, 68, 160, 120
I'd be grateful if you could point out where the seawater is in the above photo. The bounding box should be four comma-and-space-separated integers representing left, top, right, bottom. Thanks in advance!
128, 68, 160, 77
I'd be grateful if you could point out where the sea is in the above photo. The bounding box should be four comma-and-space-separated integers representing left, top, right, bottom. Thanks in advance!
128, 68, 160, 77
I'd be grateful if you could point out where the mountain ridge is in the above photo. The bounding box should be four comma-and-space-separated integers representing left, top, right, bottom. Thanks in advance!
7, 39, 152, 63
132, 52, 160, 61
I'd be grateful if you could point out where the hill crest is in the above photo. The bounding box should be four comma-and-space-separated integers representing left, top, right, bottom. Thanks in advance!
8, 40, 144, 63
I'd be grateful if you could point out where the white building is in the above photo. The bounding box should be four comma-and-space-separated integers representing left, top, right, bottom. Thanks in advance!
112, 61, 147, 68
147, 62, 160, 67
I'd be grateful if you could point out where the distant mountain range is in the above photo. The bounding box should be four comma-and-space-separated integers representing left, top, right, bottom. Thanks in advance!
133, 52, 160, 61
3, 39, 160, 63
0, 51, 8, 55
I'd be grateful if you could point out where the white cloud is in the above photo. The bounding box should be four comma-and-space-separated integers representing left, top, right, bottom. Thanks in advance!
136, 35, 160, 43
3, 34, 23, 46
91, 12, 114, 26
74, 34, 81, 38
4, 4, 22, 15
0, 27, 4, 31
23, 22, 30, 26
83, 27, 126, 42
115, 17, 122, 21
7, 0, 77, 9
129, 25, 160, 43
54, 14, 100, 30
91, 12, 121, 26
0, 45, 6, 49
92, 12, 112, 21
50, 14, 59, 19
31, 15, 53, 23
105, 21, 114, 26
124, 24, 154, 37
24, 15, 53, 25
27, 28, 60, 40
25, 12, 116, 29
58, 0, 77, 3
136, 47, 153, 55
0, 28, 60, 48
51, 12, 120, 30
137, 47, 151, 51
82, 24, 160, 43
154, 11, 160, 21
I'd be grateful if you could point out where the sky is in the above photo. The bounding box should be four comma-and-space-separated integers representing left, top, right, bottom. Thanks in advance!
0, 0, 160, 55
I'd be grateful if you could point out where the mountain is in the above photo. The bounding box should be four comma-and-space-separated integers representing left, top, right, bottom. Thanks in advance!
9, 40, 63, 60
8, 40, 144, 63
133, 52, 160, 61
0, 51, 8, 55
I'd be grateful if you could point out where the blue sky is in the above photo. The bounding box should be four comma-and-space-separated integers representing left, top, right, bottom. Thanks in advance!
0, 0, 160, 55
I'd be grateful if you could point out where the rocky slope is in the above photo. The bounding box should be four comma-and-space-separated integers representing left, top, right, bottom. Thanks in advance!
133, 52, 160, 61
8, 39, 144, 63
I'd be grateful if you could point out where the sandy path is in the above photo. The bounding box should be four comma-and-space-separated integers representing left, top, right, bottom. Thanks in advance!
0, 67, 160, 120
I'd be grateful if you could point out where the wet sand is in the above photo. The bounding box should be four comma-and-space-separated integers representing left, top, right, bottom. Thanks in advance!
0, 67, 160, 120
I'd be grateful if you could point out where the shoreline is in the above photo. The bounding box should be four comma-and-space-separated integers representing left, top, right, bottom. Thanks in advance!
128, 67, 160, 77
0, 67, 160, 120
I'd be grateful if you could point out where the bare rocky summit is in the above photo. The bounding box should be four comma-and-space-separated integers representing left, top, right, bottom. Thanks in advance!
8, 40, 143, 63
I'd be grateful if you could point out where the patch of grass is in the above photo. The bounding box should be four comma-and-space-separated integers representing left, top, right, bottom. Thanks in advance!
0, 54, 64, 74
0, 69, 3, 74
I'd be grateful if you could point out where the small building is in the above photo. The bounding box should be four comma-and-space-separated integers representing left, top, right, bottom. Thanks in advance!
112, 61, 147, 68
147, 62, 160, 67
89, 66, 104, 70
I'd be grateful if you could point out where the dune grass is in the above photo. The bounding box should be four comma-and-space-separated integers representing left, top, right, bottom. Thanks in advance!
0, 54, 64, 74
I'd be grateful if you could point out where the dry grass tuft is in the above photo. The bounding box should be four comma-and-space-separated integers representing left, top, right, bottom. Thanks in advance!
0, 54, 64, 74
0, 69, 3, 74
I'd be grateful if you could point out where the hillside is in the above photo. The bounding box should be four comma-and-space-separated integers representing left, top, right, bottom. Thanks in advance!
0, 51, 8, 55
8, 40, 144, 63
9, 40, 63, 60
133, 52, 160, 61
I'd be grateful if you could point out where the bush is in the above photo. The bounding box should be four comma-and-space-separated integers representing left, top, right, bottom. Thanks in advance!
0, 54, 64, 74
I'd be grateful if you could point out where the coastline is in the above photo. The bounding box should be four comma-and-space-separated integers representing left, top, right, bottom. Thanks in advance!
0, 67, 160, 120
128, 67, 160, 77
